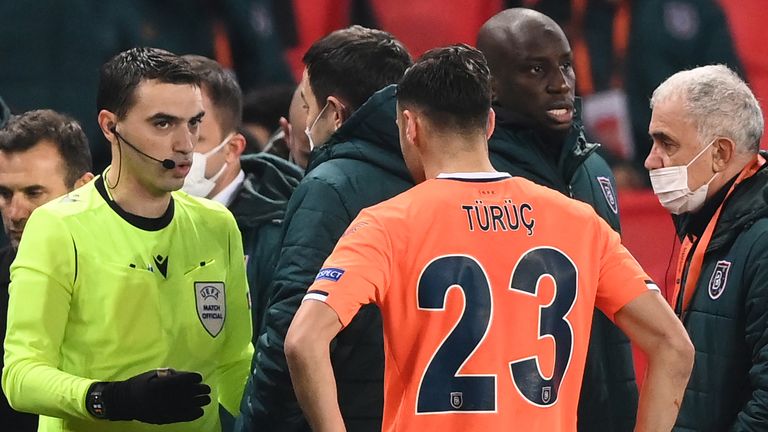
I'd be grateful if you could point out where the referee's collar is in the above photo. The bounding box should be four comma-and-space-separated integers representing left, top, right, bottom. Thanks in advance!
95, 176, 174, 231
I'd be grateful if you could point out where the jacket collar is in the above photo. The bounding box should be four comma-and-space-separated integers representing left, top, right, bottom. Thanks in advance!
689, 151, 768, 253
489, 98, 599, 186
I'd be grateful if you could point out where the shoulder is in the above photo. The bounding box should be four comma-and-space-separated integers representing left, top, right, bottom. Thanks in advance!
172, 191, 237, 227
511, 176, 602, 217
34, 179, 103, 220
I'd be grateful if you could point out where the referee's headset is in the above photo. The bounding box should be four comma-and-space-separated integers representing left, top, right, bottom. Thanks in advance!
109, 126, 176, 169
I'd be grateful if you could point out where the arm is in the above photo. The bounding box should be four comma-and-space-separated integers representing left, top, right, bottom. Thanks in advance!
218, 214, 255, 414
613, 291, 694, 432
1, 210, 96, 419
285, 300, 345, 432
241, 179, 353, 430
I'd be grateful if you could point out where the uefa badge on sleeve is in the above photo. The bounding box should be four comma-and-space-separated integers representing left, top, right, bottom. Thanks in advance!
195, 282, 226, 337
708, 260, 731, 300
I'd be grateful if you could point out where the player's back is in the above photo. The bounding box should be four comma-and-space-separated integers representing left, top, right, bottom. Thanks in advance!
368, 172, 648, 431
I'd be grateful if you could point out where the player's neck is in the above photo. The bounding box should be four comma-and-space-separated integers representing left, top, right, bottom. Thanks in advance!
422, 139, 497, 180
106, 166, 172, 218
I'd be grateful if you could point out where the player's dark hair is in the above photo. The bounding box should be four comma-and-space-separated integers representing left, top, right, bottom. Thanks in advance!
184, 55, 243, 134
97, 47, 199, 119
397, 44, 492, 134
303, 25, 412, 111
0, 110, 92, 187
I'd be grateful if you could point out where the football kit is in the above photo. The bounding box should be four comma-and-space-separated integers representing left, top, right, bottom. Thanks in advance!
3, 176, 253, 432
307, 172, 655, 431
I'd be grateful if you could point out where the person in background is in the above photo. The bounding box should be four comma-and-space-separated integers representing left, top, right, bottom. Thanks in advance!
278, 85, 311, 170
182, 54, 302, 340
238, 25, 412, 432
645, 64, 768, 430
477, 9, 638, 430
0, 109, 94, 431
241, 84, 295, 155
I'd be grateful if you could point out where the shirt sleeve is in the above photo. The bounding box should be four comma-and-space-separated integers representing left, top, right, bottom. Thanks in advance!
2, 208, 96, 419
304, 210, 393, 328
217, 213, 255, 414
594, 216, 659, 320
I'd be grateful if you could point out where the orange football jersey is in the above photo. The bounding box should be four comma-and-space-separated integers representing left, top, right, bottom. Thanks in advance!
306, 172, 655, 431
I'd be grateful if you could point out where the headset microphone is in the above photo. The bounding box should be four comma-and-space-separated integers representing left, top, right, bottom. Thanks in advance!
111, 128, 176, 169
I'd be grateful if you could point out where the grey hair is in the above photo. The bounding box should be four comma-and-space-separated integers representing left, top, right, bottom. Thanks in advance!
650, 64, 763, 153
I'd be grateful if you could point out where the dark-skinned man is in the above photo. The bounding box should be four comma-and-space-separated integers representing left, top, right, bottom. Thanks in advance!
477, 8, 637, 431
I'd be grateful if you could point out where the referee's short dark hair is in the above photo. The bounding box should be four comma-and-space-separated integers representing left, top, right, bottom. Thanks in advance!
0, 110, 92, 188
97, 47, 199, 120
397, 44, 492, 135
183, 55, 243, 134
303, 25, 412, 112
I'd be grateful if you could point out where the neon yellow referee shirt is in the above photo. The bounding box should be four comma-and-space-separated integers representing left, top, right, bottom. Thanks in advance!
2, 176, 253, 431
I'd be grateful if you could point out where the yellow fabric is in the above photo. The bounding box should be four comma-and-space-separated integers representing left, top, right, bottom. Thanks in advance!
2, 177, 253, 431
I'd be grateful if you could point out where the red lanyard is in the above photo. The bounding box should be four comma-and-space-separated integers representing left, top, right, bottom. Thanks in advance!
669, 155, 766, 314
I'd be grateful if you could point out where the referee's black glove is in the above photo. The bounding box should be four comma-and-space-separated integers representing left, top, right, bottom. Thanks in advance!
86, 369, 211, 424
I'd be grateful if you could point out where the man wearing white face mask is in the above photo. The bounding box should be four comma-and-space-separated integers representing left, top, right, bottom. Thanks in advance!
182, 55, 303, 361
645, 64, 768, 431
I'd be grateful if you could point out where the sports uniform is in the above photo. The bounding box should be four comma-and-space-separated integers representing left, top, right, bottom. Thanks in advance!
307, 172, 655, 431
2, 175, 253, 432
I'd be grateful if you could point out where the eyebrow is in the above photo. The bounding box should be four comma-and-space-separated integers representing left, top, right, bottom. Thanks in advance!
523, 52, 573, 62
146, 111, 205, 123
650, 131, 677, 144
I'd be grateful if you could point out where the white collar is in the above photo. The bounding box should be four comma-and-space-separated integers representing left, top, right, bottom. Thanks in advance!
211, 169, 245, 206
436, 171, 511, 179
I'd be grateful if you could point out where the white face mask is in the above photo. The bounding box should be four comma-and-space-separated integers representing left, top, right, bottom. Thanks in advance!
304, 102, 331, 151
649, 139, 719, 215
182, 133, 233, 198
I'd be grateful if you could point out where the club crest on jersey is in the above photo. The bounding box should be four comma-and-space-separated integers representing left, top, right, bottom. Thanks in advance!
195, 282, 226, 337
315, 267, 345, 283
597, 176, 618, 214
708, 260, 731, 300
450, 392, 463, 409
542, 386, 552, 404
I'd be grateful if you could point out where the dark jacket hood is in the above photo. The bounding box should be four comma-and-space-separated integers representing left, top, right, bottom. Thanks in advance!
306, 85, 412, 183
229, 152, 303, 228
489, 98, 599, 186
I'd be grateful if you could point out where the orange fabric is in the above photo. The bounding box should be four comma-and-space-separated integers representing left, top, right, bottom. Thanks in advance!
212, 20, 233, 69
718, 0, 768, 149
309, 176, 652, 431
669, 155, 767, 314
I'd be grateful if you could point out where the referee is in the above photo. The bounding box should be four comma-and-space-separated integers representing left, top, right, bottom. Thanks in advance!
2, 48, 253, 431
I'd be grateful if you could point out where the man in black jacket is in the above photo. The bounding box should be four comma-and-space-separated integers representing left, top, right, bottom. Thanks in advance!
477, 9, 638, 431
237, 26, 412, 432
0, 109, 93, 431
645, 64, 768, 431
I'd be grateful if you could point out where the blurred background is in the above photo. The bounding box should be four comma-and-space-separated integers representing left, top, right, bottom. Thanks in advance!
1, 0, 766, 293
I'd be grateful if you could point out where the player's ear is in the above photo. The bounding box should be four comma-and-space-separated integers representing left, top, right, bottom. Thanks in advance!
403, 109, 419, 148
486, 108, 496, 140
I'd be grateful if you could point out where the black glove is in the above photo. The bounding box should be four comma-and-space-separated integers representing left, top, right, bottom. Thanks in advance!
86, 369, 211, 424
